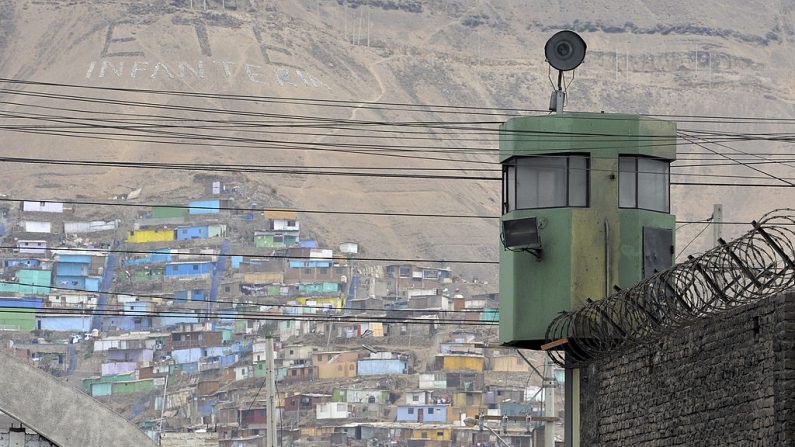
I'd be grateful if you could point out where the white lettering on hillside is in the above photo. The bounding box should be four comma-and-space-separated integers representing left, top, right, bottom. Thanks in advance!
86, 59, 331, 90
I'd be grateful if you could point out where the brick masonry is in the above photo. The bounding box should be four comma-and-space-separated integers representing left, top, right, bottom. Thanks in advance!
580, 290, 794, 446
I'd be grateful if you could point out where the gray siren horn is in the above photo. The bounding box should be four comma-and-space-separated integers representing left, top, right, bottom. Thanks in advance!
545, 30, 587, 72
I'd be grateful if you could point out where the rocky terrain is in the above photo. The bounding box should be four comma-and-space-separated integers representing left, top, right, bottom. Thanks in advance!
1, 0, 794, 282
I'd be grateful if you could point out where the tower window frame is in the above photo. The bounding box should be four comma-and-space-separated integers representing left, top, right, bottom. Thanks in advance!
502, 154, 590, 213
618, 156, 671, 213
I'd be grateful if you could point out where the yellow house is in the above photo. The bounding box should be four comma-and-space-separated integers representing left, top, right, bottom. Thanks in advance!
263, 209, 298, 221
490, 355, 531, 372
411, 427, 452, 441
127, 228, 175, 243
296, 296, 343, 310
243, 272, 284, 284
437, 354, 485, 372
313, 351, 358, 380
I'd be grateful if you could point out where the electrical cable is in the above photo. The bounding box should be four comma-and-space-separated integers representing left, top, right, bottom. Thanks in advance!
0, 280, 492, 317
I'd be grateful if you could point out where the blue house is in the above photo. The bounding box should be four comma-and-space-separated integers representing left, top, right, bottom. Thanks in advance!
165, 262, 212, 277
57, 262, 89, 277
358, 358, 408, 376
0, 297, 44, 309
54, 276, 101, 292
124, 249, 172, 266
36, 315, 93, 331
189, 200, 220, 215
396, 405, 449, 423
159, 312, 201, 327
173, 289, 207, 303
175, 225, 209, 240
4, 259, 41, 268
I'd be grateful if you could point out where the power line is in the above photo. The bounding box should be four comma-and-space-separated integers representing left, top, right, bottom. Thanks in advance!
0, 196, 499, 220
9, 78, 795, 125
0, 305, 498, 327
676, 221, 712, 260
1, 197, 794, 225
0, 280, 492, 317
0, 245, 497, 265
678, 133, 795, 187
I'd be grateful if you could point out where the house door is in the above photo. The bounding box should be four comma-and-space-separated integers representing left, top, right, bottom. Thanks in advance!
417, 408, 424, 422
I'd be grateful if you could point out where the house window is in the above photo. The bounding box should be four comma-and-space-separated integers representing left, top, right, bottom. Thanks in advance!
287, 220, 296, 226
437, 432, 444, 437
502, 155, 589, 212
399, 266, 411, 278
421, 432, 428, 439
407, 408, 414, 414
304, 268, 312, 274
413, 395, 419, 402
192, 265, 199, 270
619, 156, 670, 212
319, 267, 329, 274
181, 229, 187, 234
427, 408, 434, 414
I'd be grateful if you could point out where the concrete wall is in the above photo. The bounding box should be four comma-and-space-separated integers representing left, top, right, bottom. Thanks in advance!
0, 349, 156, 447
580, 292, 794, 446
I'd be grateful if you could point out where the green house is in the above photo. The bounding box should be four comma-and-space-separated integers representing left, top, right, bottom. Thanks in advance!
151, 206, 188, 219
254, 232, 299, 248
0, 269, 52, 295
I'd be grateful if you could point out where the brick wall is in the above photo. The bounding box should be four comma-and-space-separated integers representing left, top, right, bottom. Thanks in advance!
580, 291, 794, 446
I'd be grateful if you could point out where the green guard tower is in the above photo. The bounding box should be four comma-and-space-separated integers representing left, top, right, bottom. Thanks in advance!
499, 32, 677, 349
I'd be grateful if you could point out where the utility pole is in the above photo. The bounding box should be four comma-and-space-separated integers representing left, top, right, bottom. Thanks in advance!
543, 355, 556, 447
265, 336, 277, 447
713, 204, 723, 247
158, 373, 169, 444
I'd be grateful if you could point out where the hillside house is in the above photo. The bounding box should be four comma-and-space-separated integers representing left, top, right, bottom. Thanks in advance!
164, 261, 213, 277
175, 225, 209, 240
284, 393, 331, 412
316, 402, 350, 420
333, 388, 389, 404
127, 228, 175, 243
313, 351, 358, 379
419, 373, 447, 390
16, 240, 47, 254
0, 269, 51, 295
275, 343, 317, 365
63, 220, 118, 234
489, 354, 531, 372
22, 221, 52, 233
396, 405, 449, 423
358, 352, 408, 376
22, 201, 64, 213
435, 354, 485, 372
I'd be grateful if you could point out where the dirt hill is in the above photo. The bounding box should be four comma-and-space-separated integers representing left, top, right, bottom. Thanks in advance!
1, 0, 794, 282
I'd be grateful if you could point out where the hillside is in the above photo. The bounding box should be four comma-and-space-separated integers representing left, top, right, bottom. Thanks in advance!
1, 0, 794, 282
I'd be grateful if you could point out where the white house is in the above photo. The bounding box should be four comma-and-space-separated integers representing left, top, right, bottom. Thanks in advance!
17, 240, 47, 254
22, 221, 52, 233
23, 201, 64, 213
316, 402, 350, 419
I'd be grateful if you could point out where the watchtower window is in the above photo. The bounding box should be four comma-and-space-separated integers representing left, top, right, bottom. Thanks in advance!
502, 155, 589, 212
619, 156, 670, 212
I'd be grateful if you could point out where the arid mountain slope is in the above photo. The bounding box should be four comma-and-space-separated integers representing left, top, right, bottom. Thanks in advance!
1, 0, 794, 281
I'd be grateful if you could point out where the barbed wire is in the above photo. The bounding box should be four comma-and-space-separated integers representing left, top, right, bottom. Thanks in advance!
545, 209, 795, 368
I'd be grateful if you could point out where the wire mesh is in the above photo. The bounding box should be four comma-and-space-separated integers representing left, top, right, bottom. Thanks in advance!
545, 209, 795, 368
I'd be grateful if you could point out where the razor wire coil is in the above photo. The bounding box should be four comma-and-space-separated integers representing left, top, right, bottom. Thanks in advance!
545, 209, 795, 368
